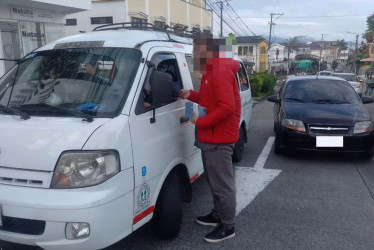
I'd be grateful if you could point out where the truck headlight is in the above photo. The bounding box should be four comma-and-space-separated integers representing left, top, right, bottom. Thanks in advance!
281, 119, 306, 132
51, 151, 120, 189
354, 121, 373, 134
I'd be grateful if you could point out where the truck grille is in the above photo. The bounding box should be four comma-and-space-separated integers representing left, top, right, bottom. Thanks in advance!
0, 216, 46, 235
0, 167, 52, 188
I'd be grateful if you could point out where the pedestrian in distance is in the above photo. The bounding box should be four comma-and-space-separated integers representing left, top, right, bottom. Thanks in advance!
179, 32, 241, 243
366, 75, 374, 96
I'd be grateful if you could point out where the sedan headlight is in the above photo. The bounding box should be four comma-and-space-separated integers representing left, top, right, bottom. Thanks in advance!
353, 121, 373, 134
281, 119, 306, 132
51, 151, 120, 189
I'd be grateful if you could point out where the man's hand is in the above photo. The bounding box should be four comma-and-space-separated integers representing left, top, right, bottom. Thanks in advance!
190, 111, 198, 124
179, 89, 190, 99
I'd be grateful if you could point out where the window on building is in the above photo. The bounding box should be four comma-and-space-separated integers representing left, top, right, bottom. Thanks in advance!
91, 16, 113, 25
248, 46, 253, 56
238, 47, 243, 56
131, 17, 147, 27
65, 19, 77, 26
243, 47, 248, 55
154, 21, 166, 29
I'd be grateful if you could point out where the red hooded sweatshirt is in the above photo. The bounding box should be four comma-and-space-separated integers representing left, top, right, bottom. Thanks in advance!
188, 57, 241, 144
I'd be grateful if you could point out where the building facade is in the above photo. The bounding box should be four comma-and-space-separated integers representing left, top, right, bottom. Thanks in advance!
0, 0, 91, 76
234, 36, 268, 73
65, 0, 212, 37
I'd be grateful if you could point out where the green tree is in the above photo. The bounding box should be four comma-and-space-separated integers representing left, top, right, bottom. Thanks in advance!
332, 60, 338, 71
363, 12, 374, 43
336, 39, 348, 50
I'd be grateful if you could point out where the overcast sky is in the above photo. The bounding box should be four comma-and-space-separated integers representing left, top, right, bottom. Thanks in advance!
214, 0, 374, 44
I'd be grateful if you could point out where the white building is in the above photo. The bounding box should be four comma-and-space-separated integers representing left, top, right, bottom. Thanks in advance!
65, 0, 212, 37
0, 0, 91, 76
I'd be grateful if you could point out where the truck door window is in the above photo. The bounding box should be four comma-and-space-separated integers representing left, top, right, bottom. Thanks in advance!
185, 54, 201, 91
238, 62, 249, 91
136, 53, 183, 114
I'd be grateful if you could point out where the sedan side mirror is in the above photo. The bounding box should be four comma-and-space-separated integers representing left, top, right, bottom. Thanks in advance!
362, 96, 374, 104
267, 95, 280, 103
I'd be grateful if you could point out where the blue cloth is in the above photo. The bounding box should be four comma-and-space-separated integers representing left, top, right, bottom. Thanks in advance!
76, 103, 113, 112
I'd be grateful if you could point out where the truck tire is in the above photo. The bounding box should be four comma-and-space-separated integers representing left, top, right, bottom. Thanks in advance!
232, 127, 245, 162
151, 171, 182, 239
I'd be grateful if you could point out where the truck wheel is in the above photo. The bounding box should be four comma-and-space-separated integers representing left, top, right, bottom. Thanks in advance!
232, 127, 245, 162
151, 171, 182, 239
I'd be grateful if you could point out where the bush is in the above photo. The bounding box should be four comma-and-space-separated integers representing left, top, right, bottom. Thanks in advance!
249, 73, 276, 97
258, 73, 276, 94
249, 75, 263, 96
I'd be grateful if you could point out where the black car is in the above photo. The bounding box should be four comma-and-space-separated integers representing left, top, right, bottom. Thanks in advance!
268, 76, 374, 158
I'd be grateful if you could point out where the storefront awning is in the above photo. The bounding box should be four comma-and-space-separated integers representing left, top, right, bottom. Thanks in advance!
360, 57, 374, 62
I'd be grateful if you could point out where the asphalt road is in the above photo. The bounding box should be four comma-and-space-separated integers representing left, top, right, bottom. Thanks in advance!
2, 93, 374, 250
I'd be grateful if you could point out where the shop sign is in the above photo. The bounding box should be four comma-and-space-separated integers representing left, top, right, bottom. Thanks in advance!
10, 5, 56, 23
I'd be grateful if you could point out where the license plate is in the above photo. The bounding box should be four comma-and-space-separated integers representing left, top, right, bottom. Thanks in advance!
316, 136, 343, 147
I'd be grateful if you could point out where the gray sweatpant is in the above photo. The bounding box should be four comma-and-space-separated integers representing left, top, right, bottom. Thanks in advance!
201, 143, 236, 227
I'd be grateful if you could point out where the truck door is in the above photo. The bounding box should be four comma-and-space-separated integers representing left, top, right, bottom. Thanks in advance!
128, 49, 197, 223
237, 61, 252, 128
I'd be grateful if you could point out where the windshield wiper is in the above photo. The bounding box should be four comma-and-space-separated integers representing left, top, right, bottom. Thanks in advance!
0, 104, 30, 120
17, 104, 94, 122
285, 97, 305, 103
312, 99, 349, 104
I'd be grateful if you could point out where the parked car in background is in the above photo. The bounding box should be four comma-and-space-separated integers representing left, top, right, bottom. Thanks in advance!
333, 72, 364, 97
268, 76, 374, 158
318, 71, 333, 76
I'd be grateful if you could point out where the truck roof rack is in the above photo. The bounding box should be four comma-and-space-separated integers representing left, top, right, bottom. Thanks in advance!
93, 22, 197, 40
93, 22, 200, 48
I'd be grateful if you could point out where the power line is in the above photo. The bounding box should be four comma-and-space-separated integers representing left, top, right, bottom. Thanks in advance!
206, 0, 240, 36
222, 4, 250, 36
226, 2, 257, 36
242, 14, 368, 19
206, 1, 233, 35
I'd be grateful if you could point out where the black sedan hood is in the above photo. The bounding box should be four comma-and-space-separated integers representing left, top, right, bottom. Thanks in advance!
283, 102, 371, 126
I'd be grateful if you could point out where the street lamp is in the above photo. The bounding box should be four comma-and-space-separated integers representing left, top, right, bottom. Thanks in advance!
346, 31, 360, 74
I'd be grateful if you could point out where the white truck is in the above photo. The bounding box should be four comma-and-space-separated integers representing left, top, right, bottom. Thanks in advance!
0, 24, 251, 249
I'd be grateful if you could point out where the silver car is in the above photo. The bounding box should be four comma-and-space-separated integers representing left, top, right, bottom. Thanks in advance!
333, 73, 363, 97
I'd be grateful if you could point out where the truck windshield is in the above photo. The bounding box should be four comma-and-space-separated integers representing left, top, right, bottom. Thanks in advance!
0, 47, 141, 118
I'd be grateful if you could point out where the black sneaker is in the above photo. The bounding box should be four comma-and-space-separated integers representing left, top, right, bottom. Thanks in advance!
204, 224, 235, 243
196, 212, 221, 226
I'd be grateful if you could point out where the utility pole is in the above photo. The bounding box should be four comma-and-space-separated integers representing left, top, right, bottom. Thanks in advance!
287, 40, 290, 76
347, 31, 360, 74
318, 34, 327, 72
268, 13, 283, 72
215, 0, 231, 38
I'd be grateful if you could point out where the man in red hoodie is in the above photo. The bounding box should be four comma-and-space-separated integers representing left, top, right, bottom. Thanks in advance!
179, 34, 241, 243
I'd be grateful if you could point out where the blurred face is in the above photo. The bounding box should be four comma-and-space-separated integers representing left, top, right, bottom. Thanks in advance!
193, 39, 213, 73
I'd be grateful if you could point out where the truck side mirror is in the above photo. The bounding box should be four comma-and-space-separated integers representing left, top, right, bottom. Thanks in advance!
149, 71, 174, 123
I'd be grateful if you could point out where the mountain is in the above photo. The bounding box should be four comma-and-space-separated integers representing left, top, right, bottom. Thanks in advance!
270, 36, 317, 44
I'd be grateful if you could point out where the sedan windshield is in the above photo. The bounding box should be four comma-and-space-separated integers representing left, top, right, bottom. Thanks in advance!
333, 74, 356, 81
284, 79, 359, 104
0, 48, 141, 118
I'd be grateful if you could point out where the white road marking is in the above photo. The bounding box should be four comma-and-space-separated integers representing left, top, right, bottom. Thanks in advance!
235, 136, 282, 215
